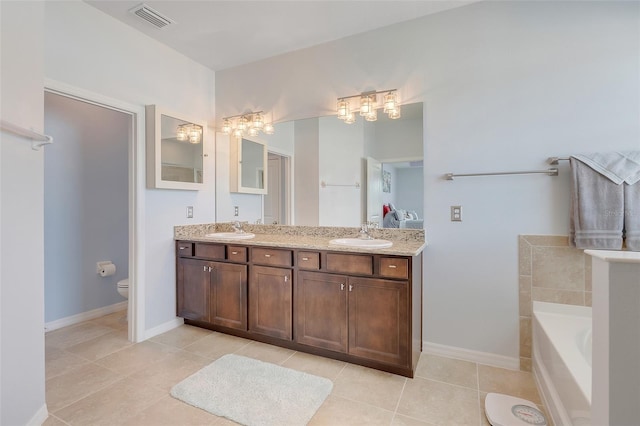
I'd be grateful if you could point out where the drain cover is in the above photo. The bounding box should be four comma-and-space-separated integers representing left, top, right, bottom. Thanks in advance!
485, 393, 547, 426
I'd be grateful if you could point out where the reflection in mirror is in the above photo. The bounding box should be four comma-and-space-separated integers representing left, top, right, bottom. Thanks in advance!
263, 102, 423, 228
146, 105, 206, 190
241, 138, 266, 190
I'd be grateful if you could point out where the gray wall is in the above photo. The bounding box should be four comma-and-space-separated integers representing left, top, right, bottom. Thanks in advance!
44, 92, 129, 322
396, 167, 424, 219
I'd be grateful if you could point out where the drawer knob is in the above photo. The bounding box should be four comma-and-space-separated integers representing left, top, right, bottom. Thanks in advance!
302, 257, 309, 261
388, 265, 397, 269
264, 254, 271, 258
231, 251, 238, 255
179, 246, 187, 250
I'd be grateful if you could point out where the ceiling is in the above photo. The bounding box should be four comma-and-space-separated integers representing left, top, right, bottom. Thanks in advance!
85, 1, 478, 71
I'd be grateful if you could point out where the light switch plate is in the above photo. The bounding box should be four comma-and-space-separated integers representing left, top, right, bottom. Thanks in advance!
234, 206, 239, 216
451, 205, 462, 222
186, 206, 194, 218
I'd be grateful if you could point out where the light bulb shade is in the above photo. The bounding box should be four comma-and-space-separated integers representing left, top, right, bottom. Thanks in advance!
248, 127, 259, 136
344, 112, 356, 124
383, 91, 398, 113
263, 122, 275, 134
360, 95, 374, 116
188, 125, 202, 143
222, 119, 231, 134
252, 112, 264, 129
365, 108, 378, 122
176, 125, 188, 141
388, 106, 401, 119
233, 128, 243, 138
337, 100, 350, 119
237, 116, 248, 131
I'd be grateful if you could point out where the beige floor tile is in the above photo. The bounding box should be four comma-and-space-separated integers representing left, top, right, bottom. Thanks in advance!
54, 377, 166, 426
214, 416, 242, 425
128, 350, 212, 391
233, 340, 296, 365
281, 351, 346, 380
45, 322, 115, 349
89, 310, 128, 331
183, 331, 251, 359
45, 347, 90, 380
95, 340, 180, 375
150, 324, 213, 348
46, 363, 123, 413
123, 395, 220, 426
415, 354, 478, 389
309, 395, 395, 426
397, 377, 480, 426
478, 364, 541, 404
65, 330, 132, 361
42, 414, 69, 426
332, 363, 406, 412
392, 414, 438, 426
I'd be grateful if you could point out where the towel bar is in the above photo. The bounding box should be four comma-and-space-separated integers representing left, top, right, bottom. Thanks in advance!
0, 119, 54, 150
444, 168, 559, 180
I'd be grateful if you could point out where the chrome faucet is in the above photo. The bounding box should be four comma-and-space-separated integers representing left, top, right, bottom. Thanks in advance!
232, 221, 245, 233
359, 223, 373, 240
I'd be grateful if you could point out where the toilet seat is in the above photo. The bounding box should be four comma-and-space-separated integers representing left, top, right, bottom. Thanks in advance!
117, 278, 129, 299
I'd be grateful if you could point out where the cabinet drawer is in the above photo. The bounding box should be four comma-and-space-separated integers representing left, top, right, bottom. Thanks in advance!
251, 248, 292, 267
297, 251, 320, 270
379, 257, 409, 279
227, 246, 248, 262
177, 242, 193, 257
194, 243, 225, 260
326, 253, 373, 275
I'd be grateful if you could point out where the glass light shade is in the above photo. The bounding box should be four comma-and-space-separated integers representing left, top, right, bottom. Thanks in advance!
237, 116, 248, 131
233, 128, 243, 138
248, 127, 259, 136
337, 100, 350, 119
360, 95, 374, 116
176, 125, 188, 141
388, 106, 401, 119
383, 91, 397, 113
263, 122, 275, 134
252, 113, 264, 129
221, 119, 231, 134
365, 108, 378, 122
344, 112, 356, 124
188, 125, 201, 143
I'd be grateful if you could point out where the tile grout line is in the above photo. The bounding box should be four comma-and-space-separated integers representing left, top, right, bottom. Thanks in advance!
390, 377, 408, 424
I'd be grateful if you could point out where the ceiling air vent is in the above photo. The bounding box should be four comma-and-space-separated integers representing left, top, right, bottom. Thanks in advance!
129, 3, 174, 29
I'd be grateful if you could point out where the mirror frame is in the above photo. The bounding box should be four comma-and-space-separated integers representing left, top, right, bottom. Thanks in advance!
145, 105, 207, 190
230, 135, 268, 195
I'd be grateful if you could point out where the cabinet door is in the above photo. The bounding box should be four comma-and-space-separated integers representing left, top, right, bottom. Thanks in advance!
249, 266, 292, 339
296, 271, 347, 352
210, 262, 247, 331
348, 277, 409, 366
176, 257, 210, 322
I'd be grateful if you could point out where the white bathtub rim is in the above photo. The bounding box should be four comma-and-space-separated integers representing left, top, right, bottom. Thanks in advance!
533, 350, 573, 426
533, 301, 592, 405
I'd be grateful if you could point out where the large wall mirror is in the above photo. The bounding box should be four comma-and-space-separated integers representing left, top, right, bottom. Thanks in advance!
257, 102, 423, 228
146, 105, 206, 190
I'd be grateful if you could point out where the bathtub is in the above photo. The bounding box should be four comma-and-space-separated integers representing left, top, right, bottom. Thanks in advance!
533, 301, 592, 426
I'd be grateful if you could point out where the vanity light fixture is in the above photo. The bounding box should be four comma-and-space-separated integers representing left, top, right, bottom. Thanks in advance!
336, 89, 401, 124
221, 111, 275, 137
175, 123, 202, 144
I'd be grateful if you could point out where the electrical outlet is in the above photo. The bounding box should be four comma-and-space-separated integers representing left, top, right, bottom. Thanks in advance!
234, 206, 239, 216
186, 206, 194, 218
451, 206, 462, 222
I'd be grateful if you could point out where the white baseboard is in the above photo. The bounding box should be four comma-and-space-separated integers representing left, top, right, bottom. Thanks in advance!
45, 301, 128, 332
144, 317, 184, 340
26, 404, 48, 426
423, 341, 520, 370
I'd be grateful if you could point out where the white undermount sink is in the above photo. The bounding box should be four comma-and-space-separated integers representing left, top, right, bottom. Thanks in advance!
204, 232, 256, 240
329, 238, 393, 249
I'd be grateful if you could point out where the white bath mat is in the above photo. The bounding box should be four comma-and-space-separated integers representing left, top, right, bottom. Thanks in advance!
170, 354, 333, 426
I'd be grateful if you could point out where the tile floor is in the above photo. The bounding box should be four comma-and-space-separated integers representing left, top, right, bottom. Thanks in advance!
44, 311, 548, 426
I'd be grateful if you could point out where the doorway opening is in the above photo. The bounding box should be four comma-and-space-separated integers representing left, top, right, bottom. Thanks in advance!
264, 151, 292, 225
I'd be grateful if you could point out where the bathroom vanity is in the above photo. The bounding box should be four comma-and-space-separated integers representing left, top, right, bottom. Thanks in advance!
174, 224, 425, 377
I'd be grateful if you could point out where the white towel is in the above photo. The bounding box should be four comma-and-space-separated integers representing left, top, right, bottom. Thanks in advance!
570, 157, 624, 249
572, 151, 640, 185
624, 182, 640, 251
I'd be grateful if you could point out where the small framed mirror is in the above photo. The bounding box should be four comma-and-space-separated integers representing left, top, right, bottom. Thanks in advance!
230, 136, 267, 194
146, 105, 207, 190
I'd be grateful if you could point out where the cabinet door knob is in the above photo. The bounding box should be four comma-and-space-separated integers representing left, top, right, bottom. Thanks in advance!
340, 283, 345, 291
302, 257, 309, 261
284, 276, 288, 283
264, 254, 271, 258
388, 265, 397, 269
203, 265, 207, 272
208, 266, 213, 272
348, 284, 353, 292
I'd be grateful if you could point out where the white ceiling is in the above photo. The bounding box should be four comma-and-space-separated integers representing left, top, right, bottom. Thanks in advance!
85, 0, 478, 71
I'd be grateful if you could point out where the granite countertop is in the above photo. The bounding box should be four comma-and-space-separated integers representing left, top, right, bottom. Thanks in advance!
174, 223, 427, 257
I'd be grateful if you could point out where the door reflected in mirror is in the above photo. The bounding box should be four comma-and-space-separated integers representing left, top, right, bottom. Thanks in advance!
241, 138, 266, 190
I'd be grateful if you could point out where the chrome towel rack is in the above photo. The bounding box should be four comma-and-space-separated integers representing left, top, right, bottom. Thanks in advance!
444, 168, 558, 180
1, 119, 53, 150
547, 156, 570, 165
320, 181, 360, 188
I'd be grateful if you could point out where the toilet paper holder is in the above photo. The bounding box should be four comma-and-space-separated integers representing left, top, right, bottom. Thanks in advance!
96, 261, 116, 277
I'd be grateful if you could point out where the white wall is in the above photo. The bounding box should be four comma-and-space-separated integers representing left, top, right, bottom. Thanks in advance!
44, 1, 216, 332
216, 1, 640, 359
0, 2, 47, 424
44, 92, 129, 322
396, 167, 424, 219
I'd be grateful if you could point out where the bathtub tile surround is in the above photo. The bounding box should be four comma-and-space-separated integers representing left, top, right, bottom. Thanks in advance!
44, 313, 545, 426
518, 235, 591, 371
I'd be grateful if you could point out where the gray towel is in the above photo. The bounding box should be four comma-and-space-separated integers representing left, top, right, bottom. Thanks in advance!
625, 182, 640, 251
573, 151, 640, 184
570, 157, 624, 249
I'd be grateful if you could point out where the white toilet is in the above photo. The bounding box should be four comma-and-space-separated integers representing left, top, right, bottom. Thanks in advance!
117, 278, 129, 299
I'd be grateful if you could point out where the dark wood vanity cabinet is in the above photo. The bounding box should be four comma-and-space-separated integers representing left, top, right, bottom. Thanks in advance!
176, 240, 422, 377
